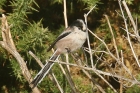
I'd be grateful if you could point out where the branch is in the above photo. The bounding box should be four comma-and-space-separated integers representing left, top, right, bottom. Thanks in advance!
29, 51, 64, 93
122, 1, 137, 34
84, 5, 96, 68
0, 14, 40, 93
118, 0, 140, 67
63, 0, 68, 28
50, 60, 140, 85
104, 15, 120, 60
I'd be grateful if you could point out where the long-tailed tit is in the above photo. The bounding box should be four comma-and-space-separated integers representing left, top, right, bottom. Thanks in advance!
31, 19, 87, 88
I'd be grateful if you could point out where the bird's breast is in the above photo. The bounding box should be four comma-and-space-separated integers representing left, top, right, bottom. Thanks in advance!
55, 31, 86, 53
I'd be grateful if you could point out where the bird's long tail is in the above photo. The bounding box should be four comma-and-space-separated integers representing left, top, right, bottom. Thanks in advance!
31, 51, 58, 89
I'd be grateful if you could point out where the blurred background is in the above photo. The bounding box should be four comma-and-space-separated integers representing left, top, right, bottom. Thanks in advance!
0, 0, 140, 92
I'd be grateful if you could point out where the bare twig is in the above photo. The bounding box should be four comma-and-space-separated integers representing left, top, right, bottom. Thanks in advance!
49, 60, 140, 85
104, 15, 120, 60
82, 69, 106, 93
51, 73, 64, 93
63, 0, 68, 28
63, 0, 70, 72
84, 5, 118, 92
1, 15, 16, 50
122, 1, 137, 35
59, 63, 79, 93
29, 51, 43, 67
0, 14, 41, 93
29, 51, 64, 93
88, 29, 119, 61
118, 0, 140, 67
71, 53, 106, 93
84, 5, 96, 68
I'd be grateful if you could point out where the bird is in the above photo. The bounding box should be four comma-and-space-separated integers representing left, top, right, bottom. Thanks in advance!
30, 19, 87, 89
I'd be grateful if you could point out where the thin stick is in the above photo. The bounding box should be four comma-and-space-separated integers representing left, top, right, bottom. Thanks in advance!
94, 71, 118, 93
29, 51, 43, 67
71, 52, 106, 93
51, 47, 79, 93
88, 29, 119, 62
118, 0, 140, 67
120, 50, 123, 93
82, 69, 106, 93
59, 64, 79, 93
104, 15, 120, 60
63, 0, 70, 72
63, 0, 68, 28
0, 14, 40, 93
122, 1, 137, 34
49, 60, 140, 85
84, 5, 96, 68
86, 5, 97, 16
29, 51, 64, 93
51, 73, 64, 93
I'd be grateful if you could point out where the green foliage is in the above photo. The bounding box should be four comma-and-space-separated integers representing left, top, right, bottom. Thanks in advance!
106, 87, 115, 93
0, 0, 140, 92
73, 76, 92, 92
125, 0, 134, 5
9, 59, 23, 81
50, 0, 63, 4
125, 85, 140, 93
0, 0, 6, 8
17, 20, 52, 61
79, 0, 101, 10
0, 0, 53, 92
49, 0, 101, 10
6, 0, 40, 80
7, 0, 39, 35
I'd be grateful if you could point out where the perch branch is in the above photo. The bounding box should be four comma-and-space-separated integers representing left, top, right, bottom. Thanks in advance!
84, 5, 96, 68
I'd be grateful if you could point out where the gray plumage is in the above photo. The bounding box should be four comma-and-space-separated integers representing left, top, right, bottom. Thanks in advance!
31, 19, 87, 88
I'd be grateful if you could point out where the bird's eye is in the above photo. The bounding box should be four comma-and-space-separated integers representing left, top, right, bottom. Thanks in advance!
78, 26, 82, 30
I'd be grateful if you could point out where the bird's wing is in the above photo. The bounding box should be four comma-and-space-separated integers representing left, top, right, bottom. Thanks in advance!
47, 28, 72, 52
